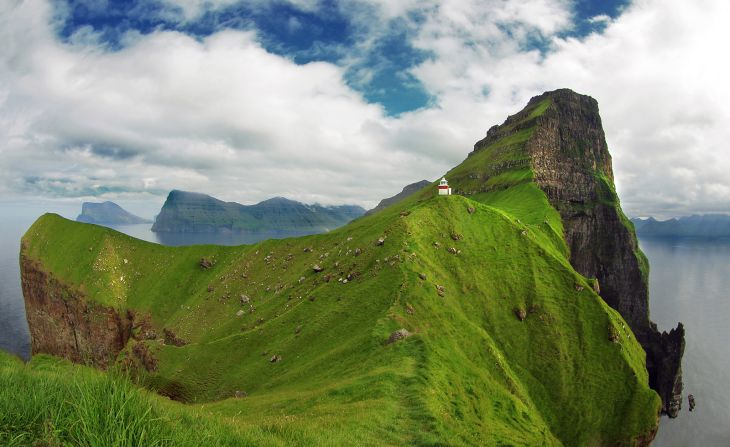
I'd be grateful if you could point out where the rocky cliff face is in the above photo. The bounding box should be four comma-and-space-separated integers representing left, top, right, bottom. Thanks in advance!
473, 88, 685, 417
20, 254, 132, 369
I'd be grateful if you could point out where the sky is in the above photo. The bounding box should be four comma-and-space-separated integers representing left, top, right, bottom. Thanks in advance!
1, 0, 729, 219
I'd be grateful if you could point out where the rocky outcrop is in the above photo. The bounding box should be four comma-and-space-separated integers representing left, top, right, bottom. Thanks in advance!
473, 88, 685, 417
21, 255, 132, 369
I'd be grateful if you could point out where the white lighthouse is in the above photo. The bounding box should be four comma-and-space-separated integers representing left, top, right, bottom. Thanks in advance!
438, 177, 452, 196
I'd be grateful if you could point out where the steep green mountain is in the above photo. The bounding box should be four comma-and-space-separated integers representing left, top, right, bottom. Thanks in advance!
13, 89, 675, 446
76, 201, 151, 225
632, 215, 730, 238
151, 191, 365, 234
365, 180, 430, 215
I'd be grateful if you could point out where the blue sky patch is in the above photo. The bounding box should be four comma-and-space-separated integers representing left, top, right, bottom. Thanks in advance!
52, 0, 632, 115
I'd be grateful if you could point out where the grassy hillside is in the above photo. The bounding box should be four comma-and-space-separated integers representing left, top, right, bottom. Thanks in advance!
14, 188, 660, 445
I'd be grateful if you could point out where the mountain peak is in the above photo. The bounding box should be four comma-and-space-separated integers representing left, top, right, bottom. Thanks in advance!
76, 201, 150, 225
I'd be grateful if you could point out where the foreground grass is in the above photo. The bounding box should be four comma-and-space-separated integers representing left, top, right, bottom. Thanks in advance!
0, 352, 397, 446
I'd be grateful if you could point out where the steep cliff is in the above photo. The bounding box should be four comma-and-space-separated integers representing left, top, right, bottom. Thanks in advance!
457, 88, 685, 417
76, 201, 151, 225
21, 253, 133, 369
151, 190, 365, 234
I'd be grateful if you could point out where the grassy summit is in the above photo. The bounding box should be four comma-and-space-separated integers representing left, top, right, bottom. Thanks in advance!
8, 91, 662, 446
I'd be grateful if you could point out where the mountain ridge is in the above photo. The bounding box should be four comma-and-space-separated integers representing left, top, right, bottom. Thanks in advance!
151, 190, 365, 234
365, 180, 431, 215
633, 214, 730, 238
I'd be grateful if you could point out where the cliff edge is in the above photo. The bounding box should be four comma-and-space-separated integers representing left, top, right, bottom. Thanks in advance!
465, 88, 685, 417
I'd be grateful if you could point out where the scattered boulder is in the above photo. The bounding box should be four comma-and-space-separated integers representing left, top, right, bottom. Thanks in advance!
433, 242, 441, 248
376, 237, 385, 246
163, 328, 187, 346
520, 230, 528, 236
400, 211, 411, 217
303, 247, 312, 252
447, 247, 460, 255
406, 304, 415, 315
467, 206, 476, 214
240, 294, 250, 304
312, 264, 324, 273
590, 278, 601, 294
387, 328, 411, 344
354, 248, 362, 256
435, 284, 445, 297
450, 233, 462, 241
608, 325, 620, 343
234, 390, 247, 399
199, 257, 215, 269
514, 307, 526, 321
236, 309, 245, 317
574, 283, 585, 292
270, 354, 282, 363
418, 273, 427, 280
207, 286, 215, 293
323, 274, 332, 283
688, 394, 696, 411
295, 325, 302, 334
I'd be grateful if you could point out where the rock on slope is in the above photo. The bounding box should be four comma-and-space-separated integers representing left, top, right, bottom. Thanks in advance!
151, 190, 365, 234
76, 201, 151, 225
365, 180, 431, 215
20, 89, 668, 445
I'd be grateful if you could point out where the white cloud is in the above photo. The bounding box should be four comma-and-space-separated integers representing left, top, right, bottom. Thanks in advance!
1, 0, 729, 219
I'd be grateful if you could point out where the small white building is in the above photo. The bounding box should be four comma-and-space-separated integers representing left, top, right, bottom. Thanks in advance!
438, 177, 452, 196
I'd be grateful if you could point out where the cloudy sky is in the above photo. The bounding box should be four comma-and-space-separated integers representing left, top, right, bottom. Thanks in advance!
1, 0, 728, 218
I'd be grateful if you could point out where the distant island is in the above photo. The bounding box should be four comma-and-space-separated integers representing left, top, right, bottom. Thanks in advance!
632, 214, 730, 238
76, 201, 151, 225
151, 190, 365, 234
365, 180, 430, 215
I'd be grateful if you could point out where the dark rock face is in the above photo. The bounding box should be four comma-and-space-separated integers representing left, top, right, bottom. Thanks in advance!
366, 180, 431, 215
473, 88, 686, 417
21, 256, 132, 369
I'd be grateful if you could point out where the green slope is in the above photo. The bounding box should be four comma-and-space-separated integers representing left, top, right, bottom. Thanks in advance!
14, 189, 659, 445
